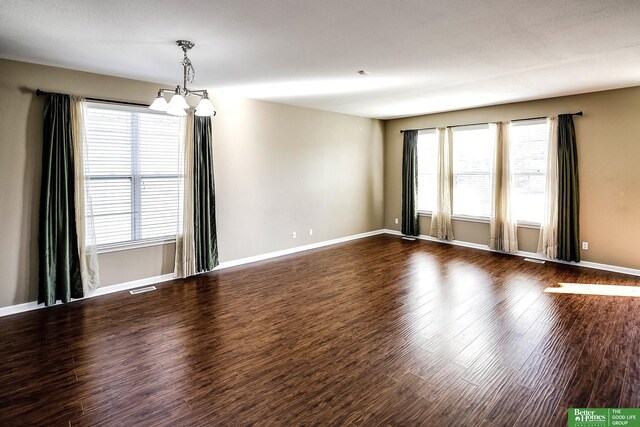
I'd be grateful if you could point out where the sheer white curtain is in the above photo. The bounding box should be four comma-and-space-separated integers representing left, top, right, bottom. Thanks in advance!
538, 116, 558, 258
71, 97, 100, 293
430, 127, 454, 240
175, 111, 197, 278
489, 122, 518, 253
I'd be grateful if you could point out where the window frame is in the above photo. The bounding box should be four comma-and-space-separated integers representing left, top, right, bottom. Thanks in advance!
416, 128, 438, 215
508, 118, 548, 228
85, 102, 181, 253
450, 123, 493, 220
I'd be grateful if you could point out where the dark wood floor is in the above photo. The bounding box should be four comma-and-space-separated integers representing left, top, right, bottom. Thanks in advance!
0, 235, 638, 426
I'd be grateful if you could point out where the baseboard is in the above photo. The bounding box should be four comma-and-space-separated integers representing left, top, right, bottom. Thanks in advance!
91, 274, 175, 297
0, 229, 386, 318
0, 301, 41, 318
383, 229, 640, 277
0, 273, 176, 318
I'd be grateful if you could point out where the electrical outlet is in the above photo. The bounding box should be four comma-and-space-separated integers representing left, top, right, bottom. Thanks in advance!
309, 229, 313, 236
394, 218, 399, 224
292, 232, 296, 239
582, 241, 588, 250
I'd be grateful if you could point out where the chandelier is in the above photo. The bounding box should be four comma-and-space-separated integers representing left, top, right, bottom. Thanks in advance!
149, 40, 216, 117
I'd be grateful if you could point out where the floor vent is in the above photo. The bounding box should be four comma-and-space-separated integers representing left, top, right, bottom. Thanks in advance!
524, 258, 546, 264
129, 286, 157, 295
401, 237, 417, 241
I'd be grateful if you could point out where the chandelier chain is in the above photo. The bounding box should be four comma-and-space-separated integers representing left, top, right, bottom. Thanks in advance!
181, 54, 195, 84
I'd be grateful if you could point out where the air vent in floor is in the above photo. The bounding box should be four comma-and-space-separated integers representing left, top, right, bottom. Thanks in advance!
524, 258, 546, 264
129, 286, 157, 295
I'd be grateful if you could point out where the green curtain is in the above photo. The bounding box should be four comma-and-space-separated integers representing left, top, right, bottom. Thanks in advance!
193, 116, 219, 273
401, 130, 419, 236
557, 114, 580, 262
38, 94, 83, 305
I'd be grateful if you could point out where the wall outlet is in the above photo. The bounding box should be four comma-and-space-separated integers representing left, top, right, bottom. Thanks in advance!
292, 232, 296, 239
394, 218, 399, 224
309, 229, 313, 236
582, 241, 589, 250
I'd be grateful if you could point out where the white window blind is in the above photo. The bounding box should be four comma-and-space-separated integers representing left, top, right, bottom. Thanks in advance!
452, 125, 493, 218
509, 119, 548, 224
84, 103, 182, 250
417, 130, 438, 212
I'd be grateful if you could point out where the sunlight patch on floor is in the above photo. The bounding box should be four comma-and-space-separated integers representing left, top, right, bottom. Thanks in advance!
544, 283, 640, 297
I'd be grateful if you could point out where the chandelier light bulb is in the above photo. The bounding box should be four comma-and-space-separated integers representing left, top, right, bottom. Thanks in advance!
195, 96, 216, 116
168, 93, 189, 110
149, 92, 168, 111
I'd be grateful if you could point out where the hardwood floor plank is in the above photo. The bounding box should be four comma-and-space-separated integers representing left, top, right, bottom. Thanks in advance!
513, 381, 562, 427
414, 361, 467, 402
619, 304, 640, 409
588, 319, 635, 408
452, 367, 517, 426
420, 377, 480, 426
548, 403, 570, 427
485, 382, 535, 426
559, 299, 622, 408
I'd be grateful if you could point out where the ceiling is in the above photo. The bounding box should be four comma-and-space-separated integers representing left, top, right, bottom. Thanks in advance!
1, 0, 640, 119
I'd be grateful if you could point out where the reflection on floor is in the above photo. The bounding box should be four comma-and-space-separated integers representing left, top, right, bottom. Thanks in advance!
545, 283, 640, 297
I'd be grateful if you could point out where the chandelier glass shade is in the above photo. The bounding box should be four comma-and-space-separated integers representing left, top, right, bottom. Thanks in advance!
149, 40, 217, 117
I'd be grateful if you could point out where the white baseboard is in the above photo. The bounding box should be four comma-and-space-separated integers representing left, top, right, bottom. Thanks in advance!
91, 274, 175, 297
0, 229, 386, 318
383, 229, 640, 277
0, 301, 41, 318
0, 273, 175, 318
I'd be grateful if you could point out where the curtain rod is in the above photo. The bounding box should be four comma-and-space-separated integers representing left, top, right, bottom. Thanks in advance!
35, 89, 149, 108
399, 111, 583, 133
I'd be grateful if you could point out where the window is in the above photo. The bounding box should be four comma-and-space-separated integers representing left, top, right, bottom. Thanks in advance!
509, 119, 548, 224
452, 125, 493, 218
417, 130, 438, 212
84, 103, 182, 249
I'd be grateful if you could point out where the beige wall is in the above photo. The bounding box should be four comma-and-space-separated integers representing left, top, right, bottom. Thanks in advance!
384, 86, 640, 270
0, 59, 384, 308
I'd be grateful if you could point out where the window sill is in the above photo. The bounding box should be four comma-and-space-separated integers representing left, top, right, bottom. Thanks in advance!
97, 237, 176, 254
418, 211, 541, 229
418, 211, 490, 224
516, 221, 541, 230
452, 214, 489, 224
